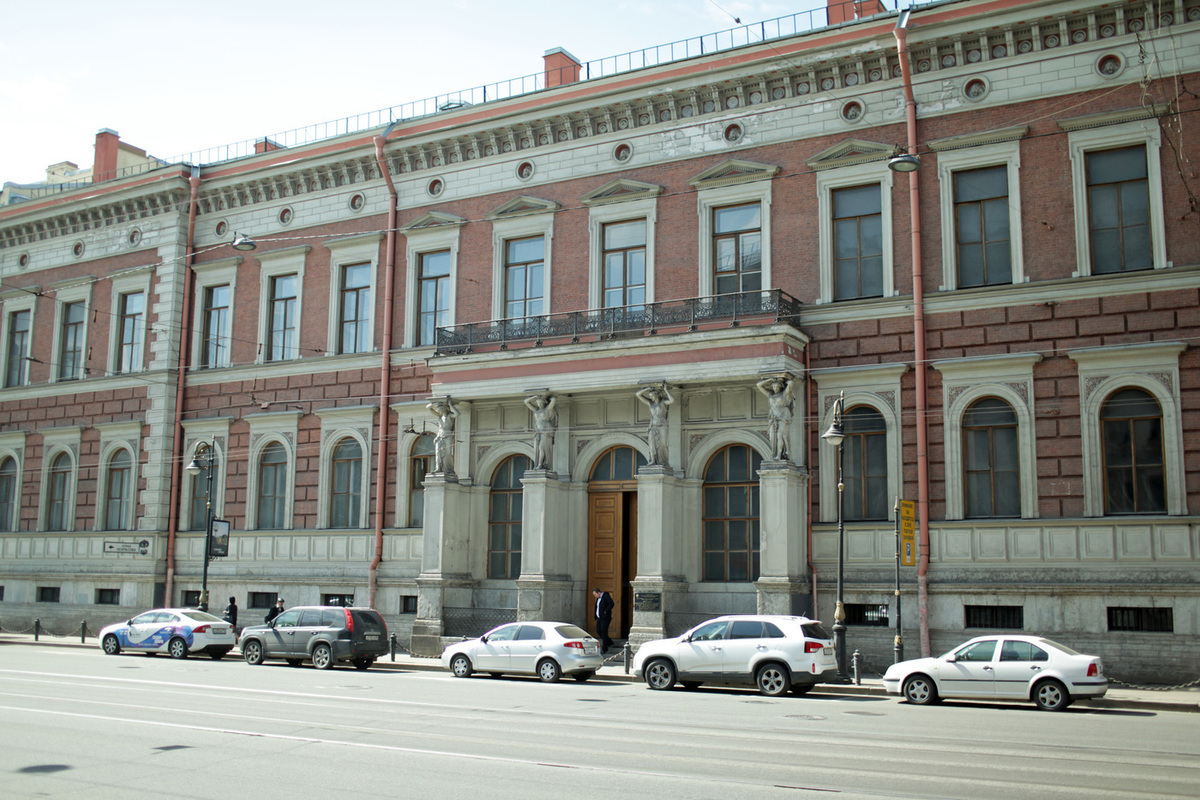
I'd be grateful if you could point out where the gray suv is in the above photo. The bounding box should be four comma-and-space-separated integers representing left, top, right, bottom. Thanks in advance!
239, 606, 388, 670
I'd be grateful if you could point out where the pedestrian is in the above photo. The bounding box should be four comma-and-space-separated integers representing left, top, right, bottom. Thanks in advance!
223, 596, 239, 642
265, 597, 284, 624
593, 588, 614, 654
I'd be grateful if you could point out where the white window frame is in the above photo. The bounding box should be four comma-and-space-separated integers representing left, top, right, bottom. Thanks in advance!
0, 431, 26, 531
95, 421, 141, 532
934, 138, 1025, 291
1065, 118, 1167, 277
191, 257, 240, 369
816, 162, 894, 304
180, 420, 230, 532
696, 183, 772, 298
403, 223, 461, 349
109, 267, 153, 374
245, 411, 300, 531
587, 198, 657, 309
38, 426, 81, 532
491, 213, 554, 321
933, 354, 1041, 520
256, 246, 308, 364
1068, 342, 1186, 517
810, 364, 908, 523
315, 406, 374, 529
51, 282, 92, 383
0, 291, 36, 388
325, 235, 382, 356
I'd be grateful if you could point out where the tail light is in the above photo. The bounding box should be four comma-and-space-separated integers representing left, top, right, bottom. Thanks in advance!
563, 641, 583, 649
1087, 662, 1099, 677
343, 609, 355, 634
193, 625, 210, 634
805, 641, 825, 653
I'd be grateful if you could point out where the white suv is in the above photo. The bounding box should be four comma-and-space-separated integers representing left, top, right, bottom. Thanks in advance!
632, 615, 838, 696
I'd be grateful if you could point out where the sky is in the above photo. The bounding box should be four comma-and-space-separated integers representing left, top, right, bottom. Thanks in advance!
0, 0, 800, 186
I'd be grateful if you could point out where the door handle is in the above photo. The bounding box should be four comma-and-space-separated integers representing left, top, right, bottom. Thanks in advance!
983, 666, 993, 671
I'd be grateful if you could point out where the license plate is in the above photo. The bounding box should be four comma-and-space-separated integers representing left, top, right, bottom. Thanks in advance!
585, 646, 598, 655
365, 633, 380, 641
211, 627, 228, 635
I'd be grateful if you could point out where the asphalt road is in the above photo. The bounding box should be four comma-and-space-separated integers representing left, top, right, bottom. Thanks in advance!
1, 644, 1197, 799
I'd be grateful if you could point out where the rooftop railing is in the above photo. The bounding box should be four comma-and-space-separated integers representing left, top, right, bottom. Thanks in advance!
433, 290, 804, 356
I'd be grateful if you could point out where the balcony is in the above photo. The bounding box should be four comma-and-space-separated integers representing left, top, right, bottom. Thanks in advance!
433, 290, 803, 356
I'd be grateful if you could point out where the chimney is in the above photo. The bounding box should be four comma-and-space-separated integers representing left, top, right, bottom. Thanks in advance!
255, 138, 285, 154
93, 128, 120, 183
543, 47, 581, 88
827, 0, 887, 25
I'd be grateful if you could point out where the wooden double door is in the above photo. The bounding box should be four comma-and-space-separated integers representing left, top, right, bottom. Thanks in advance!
586, 489, 637, 639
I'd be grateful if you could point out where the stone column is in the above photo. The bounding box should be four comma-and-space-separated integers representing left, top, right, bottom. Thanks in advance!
516, 469, 574, 622
629, 465, 687, 645
410, 473, 474, 655
755, 460, 812, 616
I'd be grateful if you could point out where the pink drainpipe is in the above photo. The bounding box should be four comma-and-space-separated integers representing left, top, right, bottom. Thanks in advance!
895, 13, 933, 657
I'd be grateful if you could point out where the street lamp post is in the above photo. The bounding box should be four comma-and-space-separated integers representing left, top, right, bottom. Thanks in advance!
821, 390, 848, 682
184, 441, 217, 612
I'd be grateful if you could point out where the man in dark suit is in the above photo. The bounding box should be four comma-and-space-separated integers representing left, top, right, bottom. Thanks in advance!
593, 588, 614, 654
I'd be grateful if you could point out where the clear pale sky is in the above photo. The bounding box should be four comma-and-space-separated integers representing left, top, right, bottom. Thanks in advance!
0, 0, 795, 185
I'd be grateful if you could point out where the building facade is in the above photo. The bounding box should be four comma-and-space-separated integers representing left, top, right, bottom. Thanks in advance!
1, 0, 1197, 682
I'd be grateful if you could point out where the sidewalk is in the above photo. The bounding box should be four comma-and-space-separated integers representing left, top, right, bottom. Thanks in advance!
4, 631, 1195, 713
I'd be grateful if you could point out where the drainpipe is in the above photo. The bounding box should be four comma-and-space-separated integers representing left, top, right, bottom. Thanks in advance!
894, 10, 932, 658
165, 165, 201, 604
369, 124, 401, 610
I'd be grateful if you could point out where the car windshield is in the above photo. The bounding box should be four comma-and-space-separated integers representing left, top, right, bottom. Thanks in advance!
179, 610, 224, 623
801, 622, 832, 640
555, 625, 590, 639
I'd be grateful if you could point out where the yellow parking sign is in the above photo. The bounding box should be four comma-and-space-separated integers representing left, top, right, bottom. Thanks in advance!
900, 500, 916, 566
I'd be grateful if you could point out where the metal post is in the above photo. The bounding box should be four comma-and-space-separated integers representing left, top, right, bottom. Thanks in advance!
80, 620, 87, 643
893, 497, 904, 664
823, 391, 848, 683
200, 452, 215, 612
34, 618, 40, 641
390, 633, 398, 662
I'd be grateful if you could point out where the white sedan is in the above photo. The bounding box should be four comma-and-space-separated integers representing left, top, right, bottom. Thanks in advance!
882, 635, 1108, 711
441, 621, 604, 683
99, 608, 236, 660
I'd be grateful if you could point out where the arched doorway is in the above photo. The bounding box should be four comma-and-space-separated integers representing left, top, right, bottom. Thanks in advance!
587, 445, 645, 639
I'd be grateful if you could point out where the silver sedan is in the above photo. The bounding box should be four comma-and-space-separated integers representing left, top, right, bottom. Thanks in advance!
441, 621, 604, 683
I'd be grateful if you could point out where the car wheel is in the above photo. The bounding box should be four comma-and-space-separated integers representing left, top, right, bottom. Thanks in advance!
312, 643, 334, 670
168, 637, 189, 659
1033, 678, 1070, 711
680, 681, 703, 691
450, 654, 473, 678
286, 658, 303, 667
353, 658, 374, 671
756, 662, 790, 697
644, 658, 676, 690
537, 658, 562, 683
573, 671, 594, 683
790, 684, 813, 696
242, 640, 264, 666
902, 674, 938, 705
101, 634, 121, 656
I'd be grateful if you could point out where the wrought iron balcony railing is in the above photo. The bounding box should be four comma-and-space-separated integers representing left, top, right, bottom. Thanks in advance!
433, 290, 803, 356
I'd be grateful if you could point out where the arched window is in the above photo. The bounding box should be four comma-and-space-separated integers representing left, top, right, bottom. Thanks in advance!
963, 398, 1019, 518
409, 434, 435, 527
0, 456, 16, 532
258, 441, 288, 529
1101, 388, 1165, 514
47, 452, 72, 531
189, 453, 214, 531
105, 449, 132, 530
702, 444, 762, 582
488, 455, 529, 579
843, 406, 888, 521
330, 438, 362, 528
589, 445, 647, 481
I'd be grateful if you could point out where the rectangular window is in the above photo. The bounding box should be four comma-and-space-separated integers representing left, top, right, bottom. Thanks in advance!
339, 263, 371, 354
844, 603, 889, 626
201, 285, 231, 368
248, 591, 277, 609
401, 595, 418, 614
322, 593, 355, 607
105, 454, 132, 531
267, 274, 298, 361
504, 236, 545, 320
418, 251, 451, 346
1107, 606, 1173, 632
96, 588, 120, 605
58, 301, 86, 380
833, 185, 883, 300
713, 204, 761, 295
117, 291, 145, 373
181, 590, 201, 607
38, 586, 61, 603
954, 166, 1011, 287
1087, 146, 1151, 273
964, 605, 1024, 629
603, 220, 647, 309
6, 309, 31, 388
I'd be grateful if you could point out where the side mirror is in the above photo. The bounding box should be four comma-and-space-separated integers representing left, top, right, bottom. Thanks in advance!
945, 654, 957, 663
480, 635, 488, 644
268, 619, 277, 628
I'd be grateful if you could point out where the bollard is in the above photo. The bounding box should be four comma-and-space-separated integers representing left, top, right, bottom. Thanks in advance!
623, 642, 631, 674
852, 649, 861, 685
81, 620, 87, 643
389, 633, 397, 662
34, 618, 41, 641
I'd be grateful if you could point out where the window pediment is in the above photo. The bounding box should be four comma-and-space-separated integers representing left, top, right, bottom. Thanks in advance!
688, 159, 779, 189
806, 139, 896, 171
401, 211, 467, 232
1058, 104, 1167, 132
581, 179, 662, 206
487, 196, 559, 219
